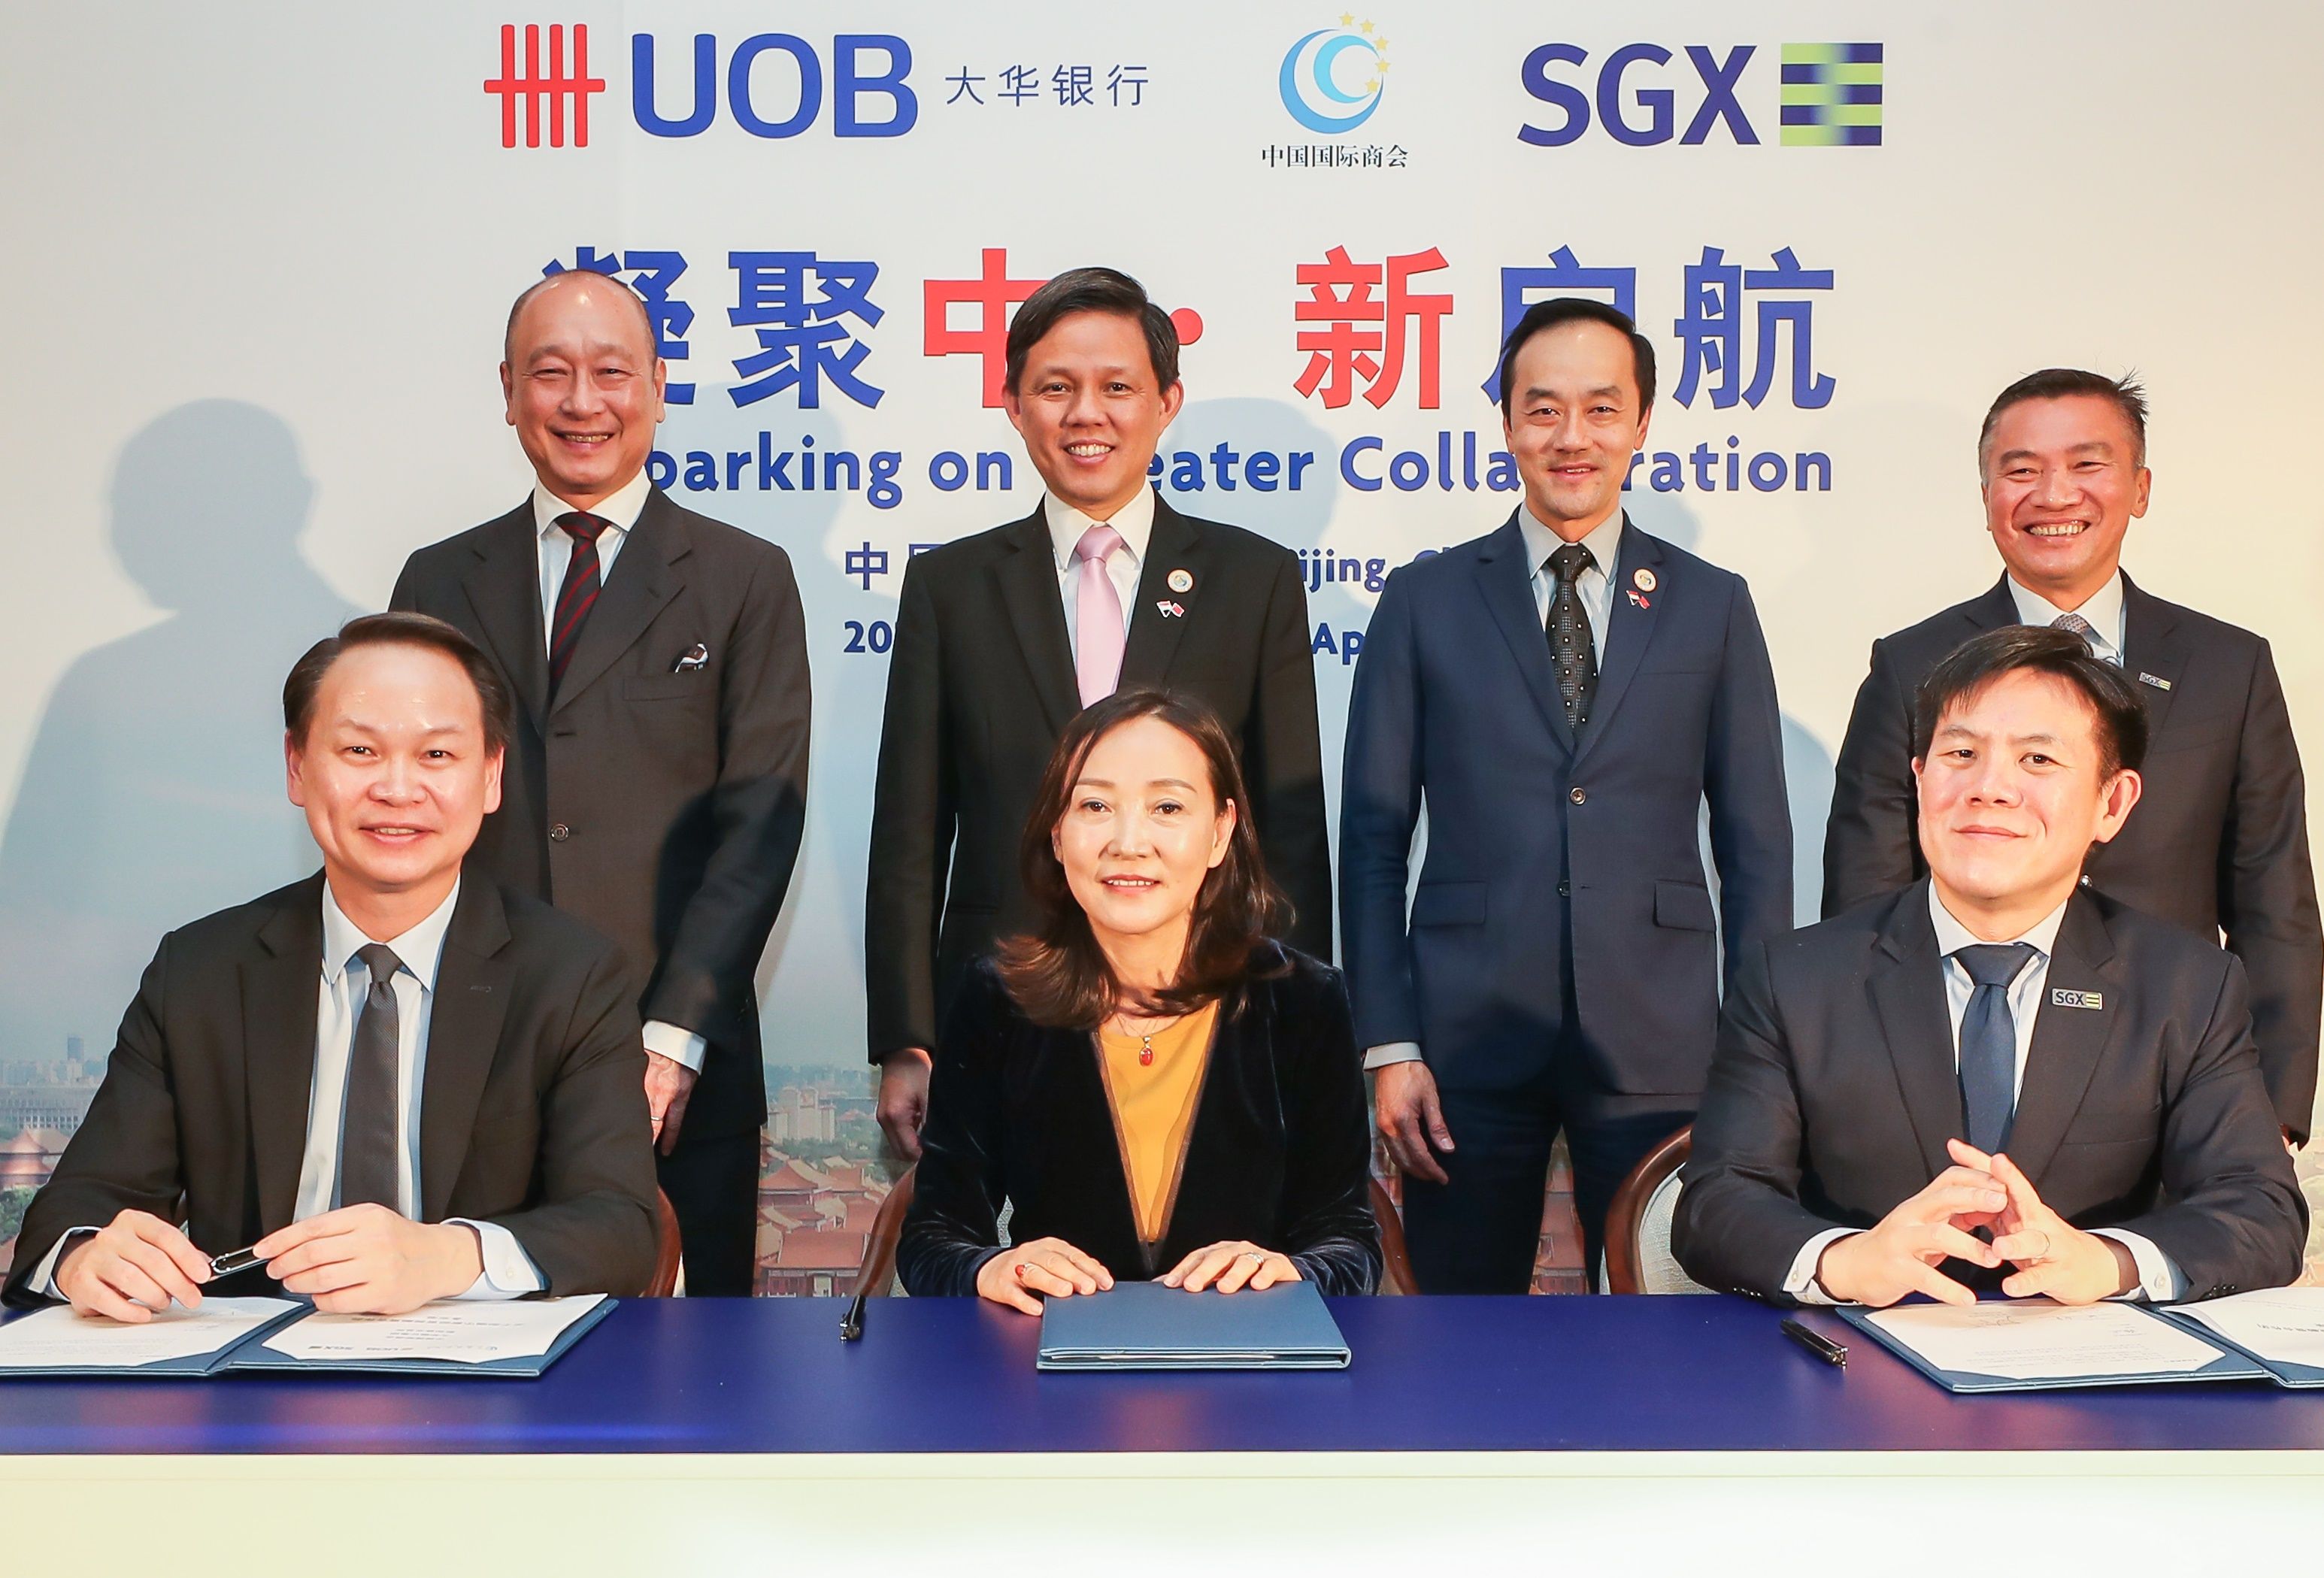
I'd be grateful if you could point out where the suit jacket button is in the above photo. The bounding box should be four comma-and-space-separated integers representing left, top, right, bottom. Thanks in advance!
549, 822, 571, 843
1556, 879, 1571, 897
1568, 786, 1587, 805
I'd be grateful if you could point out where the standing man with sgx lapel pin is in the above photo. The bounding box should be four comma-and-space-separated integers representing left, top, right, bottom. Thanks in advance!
1340, 298, 1792, 1293
1679, 626, 2304, 1307
393, 271, 812, 1296
1824, 370, 2321, 1143
865, 267, 1331, 1159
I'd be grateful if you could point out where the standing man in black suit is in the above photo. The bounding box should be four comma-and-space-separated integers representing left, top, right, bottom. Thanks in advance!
867, 268, 1330, 1156
6, 614, 659, 1314
392, 271, 811, 1295
1823, 370, 2320, 1140
1340, 298, 1792, 1292
1680, 627, 2304, 1306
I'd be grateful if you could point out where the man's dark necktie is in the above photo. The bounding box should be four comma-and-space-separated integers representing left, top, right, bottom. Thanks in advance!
1546, 543, 1598, 727
339, 943, 405, 1210
2050, 610, 2103, 661
1956, 942, 2036, 1155
549, 511, 608, 694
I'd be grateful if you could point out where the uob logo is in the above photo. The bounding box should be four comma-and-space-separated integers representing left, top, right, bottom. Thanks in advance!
1279, 20, 1387, 135
486, 23, 607, 148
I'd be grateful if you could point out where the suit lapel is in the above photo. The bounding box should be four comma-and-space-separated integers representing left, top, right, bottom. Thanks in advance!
461, 504, 551, 734
1867, 885, 1968, 1180
418, 881, 514, 1222
246, 877, 328, 1233
1963, 576, 2019, 634
992, 507, 1081, 735
2003, 895, 2123, 1184
551, 489, 687, 716
2117, 574, 2186, 739
1117, 495, 1206, 689
1574, 518, 1663, 764
1472, 515, 1574, 751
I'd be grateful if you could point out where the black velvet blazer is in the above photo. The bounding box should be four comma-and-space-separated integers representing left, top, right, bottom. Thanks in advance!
898, 944, 1381, 1297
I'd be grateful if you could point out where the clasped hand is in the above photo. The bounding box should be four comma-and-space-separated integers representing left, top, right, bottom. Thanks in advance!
973, 1236, 1299, 1315
56, 1204, 483, 1322
1816, 1137, 2135, 1307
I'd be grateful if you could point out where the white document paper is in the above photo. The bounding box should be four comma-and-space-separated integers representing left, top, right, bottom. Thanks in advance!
2172, 1288, 2324, 1370
0, 1297, 298, 1371
1865, 1301, 2226, 1380
259, 1294, 606, 1364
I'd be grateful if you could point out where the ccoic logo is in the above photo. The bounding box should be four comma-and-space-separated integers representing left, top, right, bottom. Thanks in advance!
1517, 42, 1883, 148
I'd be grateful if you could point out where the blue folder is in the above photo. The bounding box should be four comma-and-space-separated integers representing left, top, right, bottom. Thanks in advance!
1037, 1280, 1350, 1371
1835, 1303, 2269, 1394
0, 1300, 308, 1380
2150, 1307, 2324, 1389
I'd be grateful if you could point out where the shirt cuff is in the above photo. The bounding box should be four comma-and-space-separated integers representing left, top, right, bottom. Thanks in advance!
1782, 1228, 1859, 1304
2090, 1228, 2185, 1304
29, 1226, 98, 1299
1363, 1041, 1425, 1071
642, 1019, 708, 1074
447, 1220, 546, 1299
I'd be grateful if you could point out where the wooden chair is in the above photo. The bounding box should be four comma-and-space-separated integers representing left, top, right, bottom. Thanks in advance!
1368, 1175, 1417, 1295
853, 1164, 917, 1298
1600, 1124, 1713, 1295
645, 1188, 684, 1297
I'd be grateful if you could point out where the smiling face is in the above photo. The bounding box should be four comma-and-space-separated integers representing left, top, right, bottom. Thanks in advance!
286, 642, 503, 919
1501, 318, 1652, 541
1914, 667, 2140, 931
1051, 714, 1235, 963
502, 274, 666, 510
1004, 310, 1183, 520
1980, 394, 2150, 609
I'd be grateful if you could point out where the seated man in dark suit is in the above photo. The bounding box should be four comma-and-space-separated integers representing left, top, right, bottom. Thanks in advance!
1676, 625, 2304, 1307
4, 613, 659, 1319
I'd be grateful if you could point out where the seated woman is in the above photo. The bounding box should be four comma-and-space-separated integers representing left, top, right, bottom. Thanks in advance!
898, 688, 1380, 1310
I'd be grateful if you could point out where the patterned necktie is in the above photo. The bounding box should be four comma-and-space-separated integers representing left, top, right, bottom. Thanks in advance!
549, 512, 609, 693
2050, 610, 2100, 658
339, 943, 405, 1211
1074, 523, 1128, 707
1956, 942, 2036, 1155
1546, 543, 1599, 727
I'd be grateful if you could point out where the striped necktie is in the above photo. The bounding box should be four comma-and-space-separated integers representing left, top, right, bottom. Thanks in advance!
549, 512, 608, 693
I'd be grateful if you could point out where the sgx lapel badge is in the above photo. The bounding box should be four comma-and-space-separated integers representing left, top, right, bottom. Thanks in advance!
1632, 567, 1657, 593
1627, 589, 1651, 610
1157, 600, 1186, 619
2050, 988, 2104, 1010
1167, 568, 1194, 594
2138, 672, 2173, 692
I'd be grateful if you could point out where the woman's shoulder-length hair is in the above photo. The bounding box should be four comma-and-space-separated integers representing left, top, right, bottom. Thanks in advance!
994, 687, 1289, 1030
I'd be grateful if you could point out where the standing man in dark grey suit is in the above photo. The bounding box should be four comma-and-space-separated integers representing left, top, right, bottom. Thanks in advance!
1824, 370, 2320, 1140
1340, 298, 1792, 1292
866, 268, 1330, 1158
1681, 627, 2304, 1306
392, 271, 811, 1295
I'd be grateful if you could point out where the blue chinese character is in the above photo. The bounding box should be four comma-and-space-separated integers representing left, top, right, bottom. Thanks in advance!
1671, 247, 1744, 410
1741, 247, 1835, 410
844, 541, 891, 589
727, 252, 886, 410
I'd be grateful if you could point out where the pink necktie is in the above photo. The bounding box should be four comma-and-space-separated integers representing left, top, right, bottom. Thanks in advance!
1074, 523, 1127, 707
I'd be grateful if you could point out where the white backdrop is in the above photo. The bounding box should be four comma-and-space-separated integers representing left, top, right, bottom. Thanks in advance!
3, 4, 2320, 1128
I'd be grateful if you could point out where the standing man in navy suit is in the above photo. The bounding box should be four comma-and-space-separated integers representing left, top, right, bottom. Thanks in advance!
1340, 298, 1792, 1292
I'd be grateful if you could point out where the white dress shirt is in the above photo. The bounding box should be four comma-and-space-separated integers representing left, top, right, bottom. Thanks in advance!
2007, 571, 2126, 667
1044, 486, 1155, 663
1362, 507, 1626, 1073
37, 880, 541, 1299
532, 468, 705, 1075
1782, 885, 2183, 1303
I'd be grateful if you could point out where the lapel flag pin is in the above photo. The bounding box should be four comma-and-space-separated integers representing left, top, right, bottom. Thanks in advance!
1632, 567, 1657, 593
1157, 600, 1186, 619
2138, 672, 2172, 692
1627, 589, 1651, 610
1167, 568, 1194, 594
2050, 988, 2104, 1010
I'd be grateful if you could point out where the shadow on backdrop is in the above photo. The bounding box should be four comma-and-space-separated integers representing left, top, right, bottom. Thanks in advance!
0, 401, 356, 1069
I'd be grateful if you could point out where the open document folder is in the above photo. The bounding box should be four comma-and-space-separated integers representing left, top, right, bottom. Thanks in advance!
0, 1295, 613, 1380
1835, 1298, 2286, 1393
1037, 1280, 1351, 1371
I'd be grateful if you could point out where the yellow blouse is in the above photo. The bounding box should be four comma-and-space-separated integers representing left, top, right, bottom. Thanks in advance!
1095, 1000, 1221, 1245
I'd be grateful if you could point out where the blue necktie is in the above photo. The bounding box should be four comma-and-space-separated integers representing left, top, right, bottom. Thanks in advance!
1956, 942, 2035, 1154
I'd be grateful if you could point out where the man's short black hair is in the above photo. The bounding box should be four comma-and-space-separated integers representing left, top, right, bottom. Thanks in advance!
1494, 297, 1656, 419
285, 613, 513, 755
1912, 625, 2150, 779
1978, 368, 2149, 471
1004, 267, 1180, 396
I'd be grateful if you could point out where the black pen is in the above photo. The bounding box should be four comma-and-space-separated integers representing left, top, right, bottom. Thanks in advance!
1781, 1316, 1847, 1367
839, 1286, 869, 1341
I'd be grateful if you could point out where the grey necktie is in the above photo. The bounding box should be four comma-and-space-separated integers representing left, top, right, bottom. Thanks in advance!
2050, 610, 2098, 653
1546, 544, 1598, 727
1956, 942, 2035, 1155
338, 943, 404, 1210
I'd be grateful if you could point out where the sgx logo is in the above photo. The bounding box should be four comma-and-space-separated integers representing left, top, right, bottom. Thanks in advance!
1518, 41, 1882, 147
486, 23, 606, 149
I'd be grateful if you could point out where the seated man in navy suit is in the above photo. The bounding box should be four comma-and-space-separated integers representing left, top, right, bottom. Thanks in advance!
1676, 626, 2304, 1306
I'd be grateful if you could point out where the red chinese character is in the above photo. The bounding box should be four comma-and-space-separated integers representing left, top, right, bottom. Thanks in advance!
923, 247, 1045, 407
1293, 244, 1452, 410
